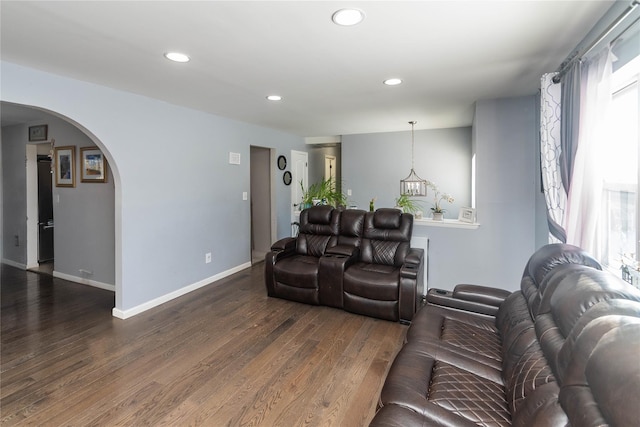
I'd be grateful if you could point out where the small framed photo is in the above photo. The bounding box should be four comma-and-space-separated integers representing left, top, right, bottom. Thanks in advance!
28, 124, 48, 141
458, 207, 476, 223
80, 147, 108, 183
55, 146, 76, 187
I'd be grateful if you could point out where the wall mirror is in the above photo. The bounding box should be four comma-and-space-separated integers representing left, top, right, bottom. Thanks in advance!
277, 155, 287, 170
283, 171, 292, 185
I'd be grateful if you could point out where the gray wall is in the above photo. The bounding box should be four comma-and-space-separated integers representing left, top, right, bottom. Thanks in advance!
2, 116, 116, 285
343, 96, 544, 292
342, 127, 472, 213
1, 125, 27, 264
1, 61, 306, 313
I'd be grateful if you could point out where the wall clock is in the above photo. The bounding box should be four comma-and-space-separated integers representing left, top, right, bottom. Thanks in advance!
283, 171, 292, 185
277, 155, 287, 170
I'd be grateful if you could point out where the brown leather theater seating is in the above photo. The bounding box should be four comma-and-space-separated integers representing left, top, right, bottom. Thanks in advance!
264, 206, 424, 323
369, 243, 640, 426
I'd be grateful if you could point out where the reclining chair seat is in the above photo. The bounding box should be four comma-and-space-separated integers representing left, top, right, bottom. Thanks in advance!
275, 255, 322, 289
344, 263, 399, 299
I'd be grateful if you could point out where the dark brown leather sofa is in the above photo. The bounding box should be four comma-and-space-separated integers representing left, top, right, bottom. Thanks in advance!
264, 206, 424, 323
370, 243, 640, 426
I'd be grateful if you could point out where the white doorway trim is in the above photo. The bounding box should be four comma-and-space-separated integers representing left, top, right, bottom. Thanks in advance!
25, 144, 38, 269
290, 150, 308, 236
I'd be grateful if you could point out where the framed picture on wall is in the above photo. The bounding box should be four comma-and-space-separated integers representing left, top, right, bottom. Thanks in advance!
458, 207, 476, 223
28, 124, 48, 141
80, 147, 107, 183
55, 146, 76, 187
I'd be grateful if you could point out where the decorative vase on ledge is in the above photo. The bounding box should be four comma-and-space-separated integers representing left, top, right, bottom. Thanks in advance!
432, 212, 444, 221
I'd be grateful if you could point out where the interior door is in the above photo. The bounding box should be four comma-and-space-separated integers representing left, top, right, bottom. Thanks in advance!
290, 150, 308, 236
37, 157, 54, 263
325, 155, 336, 182
249, 146, 272, 264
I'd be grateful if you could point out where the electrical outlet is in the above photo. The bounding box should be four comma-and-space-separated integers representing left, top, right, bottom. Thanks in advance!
242, 192, 248, 201
205, 252, 212, 264
14, 235, 19, 247
347, 189, 352, 196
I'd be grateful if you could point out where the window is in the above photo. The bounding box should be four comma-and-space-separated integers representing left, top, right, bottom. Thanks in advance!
600, 55, 639, 282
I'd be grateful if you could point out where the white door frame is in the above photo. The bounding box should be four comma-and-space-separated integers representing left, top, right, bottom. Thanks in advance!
290, 150, 308, 235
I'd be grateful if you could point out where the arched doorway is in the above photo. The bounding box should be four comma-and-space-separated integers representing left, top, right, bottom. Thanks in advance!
1, 102, 119, 305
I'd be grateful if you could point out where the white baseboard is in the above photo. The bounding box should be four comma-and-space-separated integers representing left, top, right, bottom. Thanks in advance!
53, 271, 116, 292
2, 258, 27, 270
112, 262, 252, 320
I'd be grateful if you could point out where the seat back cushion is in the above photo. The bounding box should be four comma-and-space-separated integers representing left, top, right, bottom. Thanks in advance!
337, 209, 366, 247
296, 205, 340, 257
560, 320, 640, 427
536, 266, 640, 382
360, 209, 412, 267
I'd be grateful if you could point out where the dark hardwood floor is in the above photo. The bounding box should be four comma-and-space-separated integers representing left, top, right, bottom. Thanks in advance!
1, 263, 407, 426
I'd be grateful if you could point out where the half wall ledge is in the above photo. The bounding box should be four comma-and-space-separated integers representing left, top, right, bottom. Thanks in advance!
414, 218, 480, 229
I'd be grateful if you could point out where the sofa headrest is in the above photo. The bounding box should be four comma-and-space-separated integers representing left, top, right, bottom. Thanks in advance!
373, 208, 403, 229
306, 205, 335, 225
364, 209, 413, 243
548, 266, 640, 338
525, 243, 601, 289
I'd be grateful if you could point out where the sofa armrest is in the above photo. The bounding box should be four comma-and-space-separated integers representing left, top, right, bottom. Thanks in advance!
326, 244, 360, 258
270, 237, 296, 253
426, 289, 498, 317
319, 251, 359, 309
398, 250, 425, 323
405, 248, 424, 266
453, 284, 511, 307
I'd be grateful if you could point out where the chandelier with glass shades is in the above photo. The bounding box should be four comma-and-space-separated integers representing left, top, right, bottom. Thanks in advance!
400, 121, 427, 196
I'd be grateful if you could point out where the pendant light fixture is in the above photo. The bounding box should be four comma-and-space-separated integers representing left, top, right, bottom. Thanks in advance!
400, 121, 427, 196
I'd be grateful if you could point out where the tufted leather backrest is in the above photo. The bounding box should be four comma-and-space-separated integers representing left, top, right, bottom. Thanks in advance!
296, 205, 340, 257
359, 209, 412, 267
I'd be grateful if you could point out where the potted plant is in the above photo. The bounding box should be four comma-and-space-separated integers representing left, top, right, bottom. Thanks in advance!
394, 193, 423, 214
300, 177, 346, 208
426, 181, 454, 220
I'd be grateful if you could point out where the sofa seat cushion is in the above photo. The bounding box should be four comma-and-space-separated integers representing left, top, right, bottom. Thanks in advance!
429, 361, 511, 427
273, 255, 320, 288
380, 342, 510, 427
344, 262, 399, 300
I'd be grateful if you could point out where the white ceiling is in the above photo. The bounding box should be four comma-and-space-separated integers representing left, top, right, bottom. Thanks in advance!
0, 1, 614, 137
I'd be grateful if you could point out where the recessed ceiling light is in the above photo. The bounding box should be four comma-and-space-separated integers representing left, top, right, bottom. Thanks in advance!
384, 78, 403, 86
266, 95, 282, 101
164, 52, 190, 63
332, 8, 365, 26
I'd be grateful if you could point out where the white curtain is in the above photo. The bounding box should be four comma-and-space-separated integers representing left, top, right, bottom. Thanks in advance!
540, 73, 566, 243
564, 47, 616, 257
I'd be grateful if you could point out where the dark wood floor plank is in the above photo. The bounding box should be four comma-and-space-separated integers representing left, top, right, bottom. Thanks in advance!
1, 262, 406, 426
